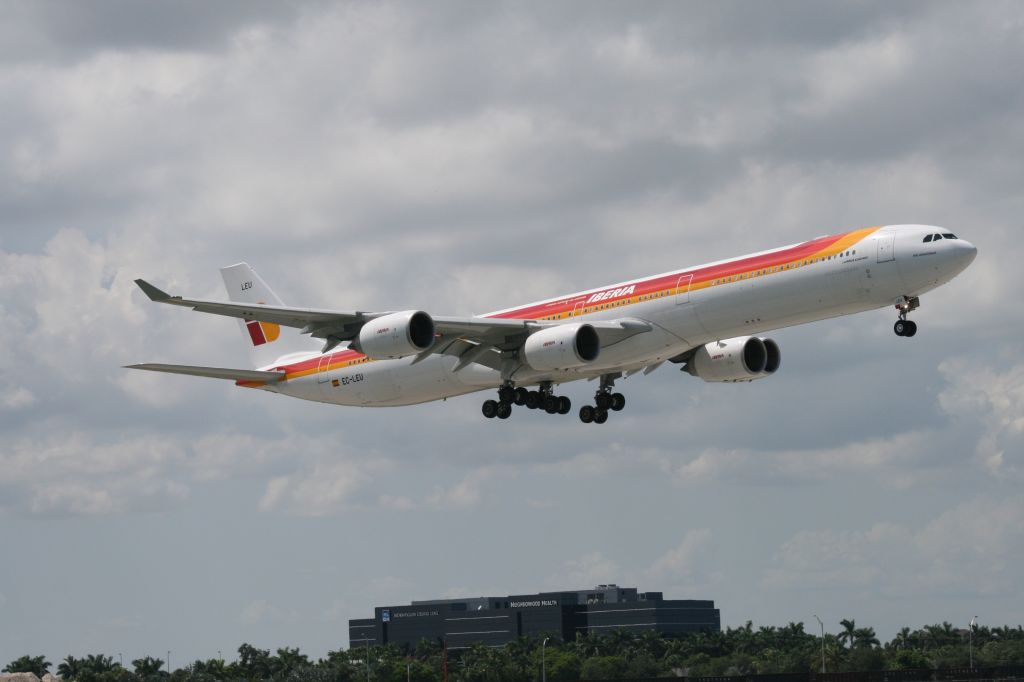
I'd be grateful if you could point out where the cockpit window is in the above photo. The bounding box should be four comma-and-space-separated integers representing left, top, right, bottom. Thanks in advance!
923, 234, 933, 242
943, 233, 958, 239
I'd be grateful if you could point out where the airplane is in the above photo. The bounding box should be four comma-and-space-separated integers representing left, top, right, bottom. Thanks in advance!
127, 224, 976, 424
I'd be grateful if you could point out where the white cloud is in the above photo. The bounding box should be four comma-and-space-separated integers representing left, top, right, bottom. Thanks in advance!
0, 385, 35, 409
0, 432, 190, 517
672, 430, 952, 489
426, 466, 510, 510
645, 529, 713, 582
258, 456, 393, 516
239, 599, 297, 626
938, 358, 1024, 478
763, 496, 1024, 597
551, 552, 623, 591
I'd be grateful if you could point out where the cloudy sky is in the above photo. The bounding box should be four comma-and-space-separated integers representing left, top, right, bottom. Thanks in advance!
2, 0, 1023, 668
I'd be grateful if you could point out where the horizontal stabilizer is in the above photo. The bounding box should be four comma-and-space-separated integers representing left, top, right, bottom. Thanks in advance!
124, 363, 286, 383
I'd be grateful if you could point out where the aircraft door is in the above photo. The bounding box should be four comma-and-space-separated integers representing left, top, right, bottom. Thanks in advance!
877, 232, 896, 263
316, 353, 332, 383
571, 300, 585, 318
675, 274, 693, 305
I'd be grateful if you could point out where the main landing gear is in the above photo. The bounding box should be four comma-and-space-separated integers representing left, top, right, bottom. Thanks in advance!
481, 382, 571, 420
578, 375, 626, 425
893, 296, 920, 338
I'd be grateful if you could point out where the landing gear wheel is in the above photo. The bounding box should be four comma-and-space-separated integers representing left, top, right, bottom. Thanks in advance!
894, 320, 906, 337
593, 408, 609, 424
514, 387, 529, 405
543, 395, 558, 413
610, 393, 625, 411
595, 393, 612, 410
496, 402, 512, 419
498, 386, 515, 404
482, 400, 498, 419
525, 391, 540, 409
904, 321, 918, 337
579, 405, 595, 423
558, 396, 572, 415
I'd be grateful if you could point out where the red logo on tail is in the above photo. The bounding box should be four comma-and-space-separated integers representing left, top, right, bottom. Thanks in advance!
245, 321, 280, 346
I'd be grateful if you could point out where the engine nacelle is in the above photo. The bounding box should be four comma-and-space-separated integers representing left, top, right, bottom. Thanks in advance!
687, 336, 781, 383
357, 310, 435, 360
522, 324, 600, 371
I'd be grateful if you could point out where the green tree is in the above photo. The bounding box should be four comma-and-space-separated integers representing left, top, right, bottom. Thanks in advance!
579, 655, 627, 679
978, 639, 1024, 666
838, 619, 857, 649
852, 627, 880, 649
3, 655, 52, 676
887, 647, 930, 670
190, 658, 229, 680
59, 656, 85, 680
274, 647, 310, 677
540, 649, 579, 682
132, 656, 165, 677
235, 644, 273, 679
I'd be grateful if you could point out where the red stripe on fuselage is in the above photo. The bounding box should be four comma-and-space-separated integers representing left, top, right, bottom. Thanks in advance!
486, 232, 849, 320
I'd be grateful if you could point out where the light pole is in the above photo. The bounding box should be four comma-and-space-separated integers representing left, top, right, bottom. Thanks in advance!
167, 650, 171, 674
970, 616, 977, 669
542, 637, 550, 682
118, 653, 123, 668
814, 615, 825, 673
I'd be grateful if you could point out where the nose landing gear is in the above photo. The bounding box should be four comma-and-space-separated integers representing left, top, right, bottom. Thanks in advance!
894, 296, 920, 337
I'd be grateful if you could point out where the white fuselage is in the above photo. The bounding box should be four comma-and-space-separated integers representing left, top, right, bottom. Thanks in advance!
258, 224, 976, 406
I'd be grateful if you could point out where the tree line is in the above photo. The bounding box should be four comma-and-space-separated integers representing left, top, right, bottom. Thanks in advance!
5, 620, 1024, 682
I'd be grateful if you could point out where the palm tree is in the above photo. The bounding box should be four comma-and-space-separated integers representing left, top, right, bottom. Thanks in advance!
83, 654, 118, 675
275, 646, 310, 676
191, 658, 228, 679
852, 627, 880, 649
838, 619, 857, 649
58, 656, 83, 680
132, 655, 165, 676
889, 627, 913, 650
3, 655, 52, 676
638, 630, 666, 659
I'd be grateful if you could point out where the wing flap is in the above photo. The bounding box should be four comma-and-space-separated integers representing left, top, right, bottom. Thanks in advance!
124, 363, 286, 383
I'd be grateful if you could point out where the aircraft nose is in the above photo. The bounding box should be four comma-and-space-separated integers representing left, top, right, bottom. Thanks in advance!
957, 239, 978, 266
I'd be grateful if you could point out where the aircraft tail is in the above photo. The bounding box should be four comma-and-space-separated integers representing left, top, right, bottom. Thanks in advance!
220, 262, 318, 368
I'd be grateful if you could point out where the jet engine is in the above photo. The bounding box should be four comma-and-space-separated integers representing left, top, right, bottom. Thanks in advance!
357, 310, 435, 359
523, 323, 600, 371
686, 336, 781, 383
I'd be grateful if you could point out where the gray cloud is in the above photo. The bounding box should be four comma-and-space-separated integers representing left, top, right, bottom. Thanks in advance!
1, 0, 1022, 667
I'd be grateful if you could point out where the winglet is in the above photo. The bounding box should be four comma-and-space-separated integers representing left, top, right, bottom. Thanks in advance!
135, 279, 171, 302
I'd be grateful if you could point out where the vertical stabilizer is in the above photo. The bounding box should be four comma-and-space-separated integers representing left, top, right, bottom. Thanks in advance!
220, 262, 318, 368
